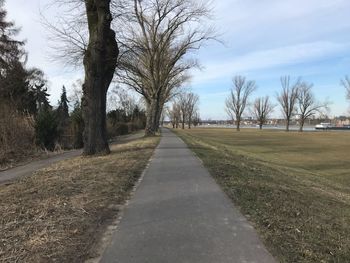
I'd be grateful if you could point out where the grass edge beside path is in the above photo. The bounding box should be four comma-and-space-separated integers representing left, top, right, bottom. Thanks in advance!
0, 136, 160, 262
175, 129, 350, 263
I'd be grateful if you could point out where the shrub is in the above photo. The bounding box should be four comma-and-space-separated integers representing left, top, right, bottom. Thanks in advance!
0, 104, 36, 167
34, 108, 59, 151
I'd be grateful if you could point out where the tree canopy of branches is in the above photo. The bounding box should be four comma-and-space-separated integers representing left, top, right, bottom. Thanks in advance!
117, 0, 213, 136
186, 93, 199, 129
167, 102, 181, 128
178, 93, 189, 130
276, 76, 300, 131
253, 96, 274, 130
297, 82, 329, 132
225, 76, 256, 131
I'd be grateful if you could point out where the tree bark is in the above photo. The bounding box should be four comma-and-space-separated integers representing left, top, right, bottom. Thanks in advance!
259, 123, 263, 130
145, 99, 160, 136
299, 119, 305, 132
236, 118, 241, 131
286, 119, 290, 132
82, 0, 119, 155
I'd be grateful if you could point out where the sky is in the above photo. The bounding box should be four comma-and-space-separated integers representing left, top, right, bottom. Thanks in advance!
5, 0, 350, 119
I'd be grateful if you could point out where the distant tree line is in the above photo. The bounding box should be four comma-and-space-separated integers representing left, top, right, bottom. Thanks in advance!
225, 75, 332, 132
167, 91, 200, 130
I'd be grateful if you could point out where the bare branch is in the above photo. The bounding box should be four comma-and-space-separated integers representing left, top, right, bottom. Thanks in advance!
297, 82, 330, 132
225, 75, 256, 131
253, 96, 275, 129
276, 76, 300, 131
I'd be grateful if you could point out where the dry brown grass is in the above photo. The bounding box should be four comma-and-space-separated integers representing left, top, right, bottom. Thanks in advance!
0, 104, 38, 170
0, 136, 159, 262
176, 128, 350, 263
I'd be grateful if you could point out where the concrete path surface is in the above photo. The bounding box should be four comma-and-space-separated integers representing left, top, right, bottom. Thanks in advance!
0, 132, 144, 184
101, 128, 276, 263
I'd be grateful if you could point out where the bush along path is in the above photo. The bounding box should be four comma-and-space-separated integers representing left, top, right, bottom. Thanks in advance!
0, 132, 144, 184
100, 128, 275, 263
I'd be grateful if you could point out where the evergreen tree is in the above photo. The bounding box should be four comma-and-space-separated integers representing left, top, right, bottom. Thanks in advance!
0, 0, 24, 69
57, 85, 69, 119
56, 85, 70, 141
0, 2, 48, 115
34, 107, 58, 150
71, 101, 84, 148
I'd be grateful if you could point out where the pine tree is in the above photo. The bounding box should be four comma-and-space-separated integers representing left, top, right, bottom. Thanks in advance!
0, 1, 47, 115
0, 0, 24, 69
56, 85, 70, 144
57, 85, 69, 119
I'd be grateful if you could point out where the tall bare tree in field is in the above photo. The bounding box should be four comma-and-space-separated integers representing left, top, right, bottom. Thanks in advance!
253, 96, 275, 130
178, 93, 189, 130
297, 82, 329, 132
117, 0, 213, 136
225, 76, 256, 131
186, 93, 199, 129
277, 76, 300, 132
341, 76, 350, 101
167, 102, 181, 128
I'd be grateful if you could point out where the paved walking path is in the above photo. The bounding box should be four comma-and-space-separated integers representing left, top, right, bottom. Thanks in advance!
101, 128, 276, 263
0, 132, 143, 184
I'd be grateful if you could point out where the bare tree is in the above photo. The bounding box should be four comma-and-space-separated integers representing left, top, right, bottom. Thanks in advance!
192, 110, 201, 127
117, 0, 214, 136
186, 93, 200, 129
225, 76, 256, 131
297, 82, 329, 132
341, 76, 350, 101
167, 102, 181, 129
178, 93, 189, 130
253, 96, 275, 130
44, 1, 120, 155
277, 76, 300, 132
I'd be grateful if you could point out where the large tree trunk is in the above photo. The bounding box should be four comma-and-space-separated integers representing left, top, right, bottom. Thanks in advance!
145, 99, 160, 136
236, 118, 241, 131
286, 118, 290, 132
82, 0, 119, 155
299, 118, 305, 132
181, 112, 186, 129
154, 102, 164, 132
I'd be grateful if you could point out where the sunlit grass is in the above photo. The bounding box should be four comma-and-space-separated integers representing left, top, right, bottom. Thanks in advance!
176, 128, 350, 263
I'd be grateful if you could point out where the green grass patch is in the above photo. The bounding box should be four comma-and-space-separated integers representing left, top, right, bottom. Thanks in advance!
175, 128, 350, 263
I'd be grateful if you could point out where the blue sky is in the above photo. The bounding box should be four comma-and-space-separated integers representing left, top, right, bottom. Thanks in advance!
6, 0, 350, 119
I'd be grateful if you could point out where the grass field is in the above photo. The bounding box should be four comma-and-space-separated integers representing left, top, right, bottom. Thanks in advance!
0, 136, 159, 262
175, 128, 350, 263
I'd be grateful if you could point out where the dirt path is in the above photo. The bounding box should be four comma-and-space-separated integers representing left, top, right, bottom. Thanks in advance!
0, 132, 144, 184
